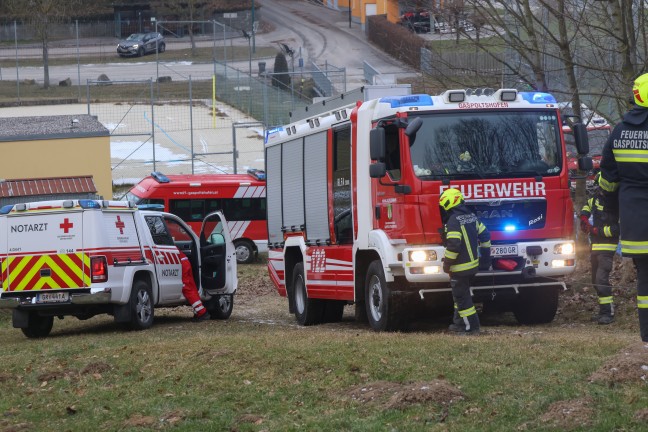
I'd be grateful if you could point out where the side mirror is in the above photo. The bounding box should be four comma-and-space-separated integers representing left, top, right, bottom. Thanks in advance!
571, 123, 590, 155
370, 128, 386, 161
578, 156, 593, 171
405, 117, 423, 137
369, 162, 386, 178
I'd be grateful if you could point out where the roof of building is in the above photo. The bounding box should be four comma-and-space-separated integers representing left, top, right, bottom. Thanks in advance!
0, 176, 98, 198
0, 114, 109, 142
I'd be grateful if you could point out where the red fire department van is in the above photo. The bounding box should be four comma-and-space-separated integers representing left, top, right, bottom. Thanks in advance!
265, 88, 589, 331
125, 170, 267, 264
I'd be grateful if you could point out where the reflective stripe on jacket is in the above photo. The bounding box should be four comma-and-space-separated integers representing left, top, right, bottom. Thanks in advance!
443, 204, 491, 276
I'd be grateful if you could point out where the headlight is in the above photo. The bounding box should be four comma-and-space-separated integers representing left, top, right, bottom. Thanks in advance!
133, 44, 139, 48
409, 250, 437, 262
554, 243, 574, 255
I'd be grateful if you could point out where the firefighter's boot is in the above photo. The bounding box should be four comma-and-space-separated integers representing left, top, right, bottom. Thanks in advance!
597, 303, 614, 325
455, 314, 480, 336
448, 308, 465, 332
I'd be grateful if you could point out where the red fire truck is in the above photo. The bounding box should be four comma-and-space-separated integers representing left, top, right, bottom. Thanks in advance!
125, 170, 267, 264
265, 88, 589, 331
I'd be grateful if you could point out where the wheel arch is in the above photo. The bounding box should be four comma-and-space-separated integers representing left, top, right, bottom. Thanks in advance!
284, 245, 305, 314
354, 248, 381, 304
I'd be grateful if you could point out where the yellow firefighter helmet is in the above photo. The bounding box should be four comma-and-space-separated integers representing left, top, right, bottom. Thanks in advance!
439, 188, 464, 211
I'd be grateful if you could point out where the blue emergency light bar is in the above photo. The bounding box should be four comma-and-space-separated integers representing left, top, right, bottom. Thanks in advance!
151, 171, 171, 183
79, 200, 101, 209
379, 94, 434, 108
520, 92, 557, 104
0, 205, 13, 214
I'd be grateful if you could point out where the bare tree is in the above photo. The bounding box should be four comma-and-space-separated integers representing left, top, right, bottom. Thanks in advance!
0, 0, 106, 89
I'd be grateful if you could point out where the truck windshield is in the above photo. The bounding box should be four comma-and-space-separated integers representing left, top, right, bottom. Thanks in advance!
409, 110, 562, 179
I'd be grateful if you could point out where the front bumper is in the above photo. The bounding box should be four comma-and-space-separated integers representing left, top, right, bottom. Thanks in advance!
397, 239, 576, 283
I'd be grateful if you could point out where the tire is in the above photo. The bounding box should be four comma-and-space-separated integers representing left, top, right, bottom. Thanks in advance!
234, 239, 256, 264
208, 294, 234, 320
137, 47, 145, 57
365, 260, 405, 331
292, 262, 324, 325
513, 285, 559, 324
322, 300, 345, 323
158, 42, 166, 53
128, 279, 154, 330
21, 313, 54, 339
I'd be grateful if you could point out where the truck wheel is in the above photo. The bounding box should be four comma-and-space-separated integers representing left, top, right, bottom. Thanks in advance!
293, 262, 323, 325
513, 285, 559, 324
21, 313, 54, 339
208, 294, 234, 320
365, 260, 405, 332
128, 280, 154, 330
235, 239, 256, 264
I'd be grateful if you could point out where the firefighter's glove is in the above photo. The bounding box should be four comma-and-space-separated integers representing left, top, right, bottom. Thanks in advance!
579, 215, 591, 234
479, 256, 492, 271
443, 261, 451, 274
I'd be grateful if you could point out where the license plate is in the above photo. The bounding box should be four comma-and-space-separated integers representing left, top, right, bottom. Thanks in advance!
491, 245, 518, 256
36, 292, 69, 303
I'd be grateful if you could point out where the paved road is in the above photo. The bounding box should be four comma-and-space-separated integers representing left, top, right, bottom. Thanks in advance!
0, 0, 416, 91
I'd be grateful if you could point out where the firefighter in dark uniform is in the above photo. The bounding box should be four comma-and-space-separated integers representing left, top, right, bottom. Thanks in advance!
439, 188, 491, 335
599, 72, 648, 342
579, 173, 620, 324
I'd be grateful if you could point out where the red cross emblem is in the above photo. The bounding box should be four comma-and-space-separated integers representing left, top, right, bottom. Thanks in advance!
115, 216, 126, 234
60, 218, 74, 234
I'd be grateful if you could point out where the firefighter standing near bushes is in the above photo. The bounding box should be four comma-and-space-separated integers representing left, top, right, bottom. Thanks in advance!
439, 188, 491, 335
579, 173, 620, 324
599, 72, 648, 342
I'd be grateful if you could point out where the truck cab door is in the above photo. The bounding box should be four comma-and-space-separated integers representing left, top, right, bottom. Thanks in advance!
199, 211, 237, 295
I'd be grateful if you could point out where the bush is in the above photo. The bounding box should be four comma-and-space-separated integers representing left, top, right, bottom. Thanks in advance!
272, 52, 291, 89
366, 15, 424, 70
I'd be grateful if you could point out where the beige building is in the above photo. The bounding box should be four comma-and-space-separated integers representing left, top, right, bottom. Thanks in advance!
0, 115, 111, 199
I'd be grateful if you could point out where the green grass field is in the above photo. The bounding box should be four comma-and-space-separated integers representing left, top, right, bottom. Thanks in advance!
0, 259, 646, 431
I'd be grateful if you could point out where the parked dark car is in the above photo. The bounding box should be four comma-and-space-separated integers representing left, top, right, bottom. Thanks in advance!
117, 32, 165, 57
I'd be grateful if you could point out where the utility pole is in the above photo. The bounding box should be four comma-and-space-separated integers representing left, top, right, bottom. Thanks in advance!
251, 0, 256, 54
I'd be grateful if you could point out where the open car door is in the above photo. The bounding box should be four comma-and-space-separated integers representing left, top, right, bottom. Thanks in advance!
199, 211, 238, 296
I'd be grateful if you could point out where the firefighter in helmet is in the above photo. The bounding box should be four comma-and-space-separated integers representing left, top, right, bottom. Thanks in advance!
579, 172, 619, 324
599, 72, 648, 342
439, 188, 491, 335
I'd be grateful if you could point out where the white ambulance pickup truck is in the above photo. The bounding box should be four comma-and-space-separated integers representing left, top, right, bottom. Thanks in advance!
0, 199, 238, 338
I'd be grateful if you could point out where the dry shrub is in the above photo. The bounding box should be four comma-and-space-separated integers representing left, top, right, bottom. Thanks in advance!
366, 15, 424, 69
346, 380, 464, 410
589, 342, 648, 385
538, 397, 594, 431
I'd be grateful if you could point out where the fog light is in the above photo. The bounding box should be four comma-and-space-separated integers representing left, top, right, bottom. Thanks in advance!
424, 266, 440, 274
552, 259, 575, 268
